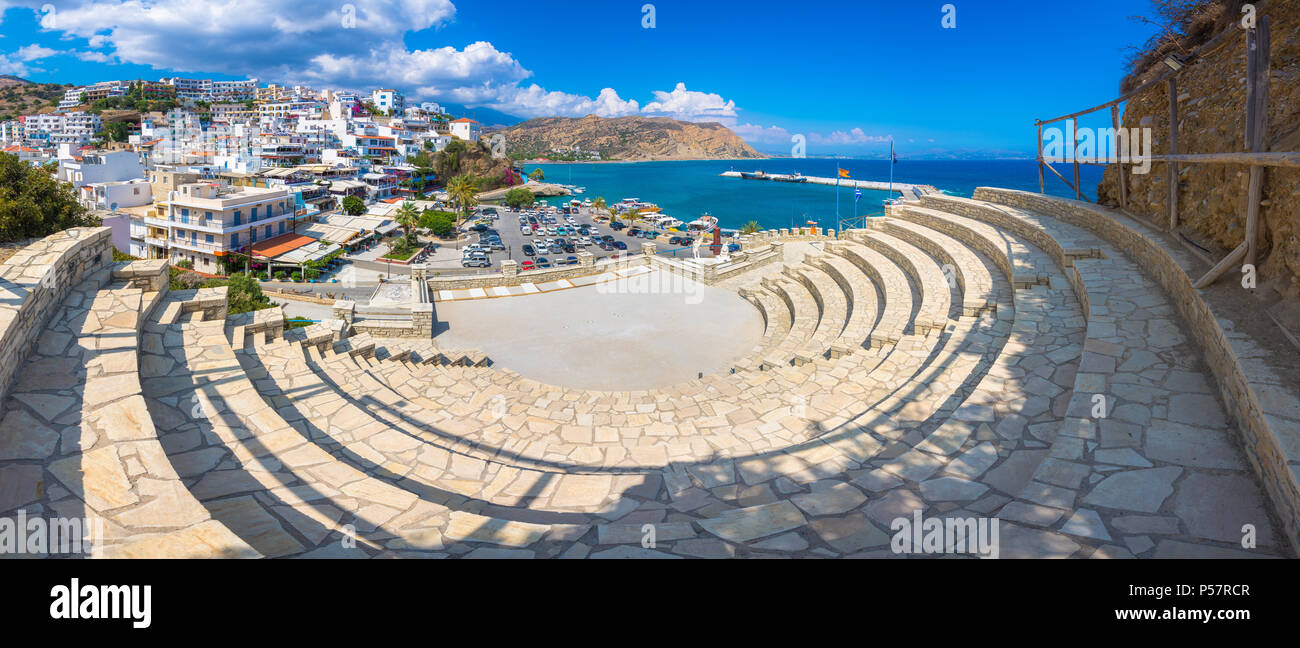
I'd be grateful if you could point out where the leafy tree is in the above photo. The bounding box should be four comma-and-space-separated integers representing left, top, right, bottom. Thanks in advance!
0, 152, 95, 242
225, 272, 274, 314
420, 210, 456, 237
528, 168, 545, 182
341, 195, 366, 216
503, 187, 535, 208
740, 220, 762, 234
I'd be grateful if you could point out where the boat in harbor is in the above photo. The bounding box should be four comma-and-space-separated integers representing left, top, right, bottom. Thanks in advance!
772, 173, 808, 183
739, 170, 770, 180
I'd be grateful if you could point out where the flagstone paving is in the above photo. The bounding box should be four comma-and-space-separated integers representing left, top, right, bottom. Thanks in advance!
0, 192, 1293, 558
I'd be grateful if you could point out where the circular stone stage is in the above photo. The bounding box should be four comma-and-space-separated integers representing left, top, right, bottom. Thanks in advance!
432, 269, 763, 390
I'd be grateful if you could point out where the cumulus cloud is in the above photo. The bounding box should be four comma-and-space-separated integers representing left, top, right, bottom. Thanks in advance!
24, 0, 458, 79
730, 122, 793, 145
15, 44, 58, 60
0, 53, 28, 76
810, 128, 891, 146
641, 83, 737, 123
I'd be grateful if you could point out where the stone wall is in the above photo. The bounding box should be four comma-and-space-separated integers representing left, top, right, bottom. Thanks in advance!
1097, 0, 1300, 295
974, 186, 1300, 555
0, 226, 114, 403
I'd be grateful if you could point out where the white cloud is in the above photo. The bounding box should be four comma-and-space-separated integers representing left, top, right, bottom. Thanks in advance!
484, 85, 639, 119
26, 0, 458, 79
15, 44, 58, 60
810, 128, 891, 146
730, 122, 792, 145
0, 53, 28, 76
642, 83, 737, 123
75, 50, 114, 63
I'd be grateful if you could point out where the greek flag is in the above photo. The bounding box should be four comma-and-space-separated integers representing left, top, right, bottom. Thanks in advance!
854, 188, 862, 200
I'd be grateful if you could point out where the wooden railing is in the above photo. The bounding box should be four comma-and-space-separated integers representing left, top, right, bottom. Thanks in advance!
1034, 15, 1293, 288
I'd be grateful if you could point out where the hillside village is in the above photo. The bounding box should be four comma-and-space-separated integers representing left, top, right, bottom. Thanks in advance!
0, 77, 506, 272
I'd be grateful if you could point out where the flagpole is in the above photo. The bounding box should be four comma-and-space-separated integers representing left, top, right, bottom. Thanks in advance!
888, 140, 895, 202
835, 158, 840, 228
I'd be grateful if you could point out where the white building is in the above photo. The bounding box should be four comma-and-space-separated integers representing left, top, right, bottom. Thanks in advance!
0, 120, 24, 144
371, 89, 404, 116
449, 118, 481, 142
57, 150, 146, 188
78, 178, 152, 211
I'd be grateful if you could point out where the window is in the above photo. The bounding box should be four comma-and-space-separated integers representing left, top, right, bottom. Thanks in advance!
279, 221, 285, 234
233, 210, 241, 225
206, 234, 214, 243
264, 225, 272, 238
250, 229, 257, 243
231, 233, 239, 247
251, 206, 258, 221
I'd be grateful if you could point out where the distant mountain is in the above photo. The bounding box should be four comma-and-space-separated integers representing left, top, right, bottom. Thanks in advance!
437, 103, 526, 129
495, 115, 765, 161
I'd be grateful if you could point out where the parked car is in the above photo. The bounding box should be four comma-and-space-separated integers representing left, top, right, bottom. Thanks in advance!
562, 243, 576, 253
727, 243, 741, 253
521, 260, 535, 271
627, 228, 641, 237
536, 257, 552, 268
564, 256, 579, 266
522, 244, 535, 256
520, 225, 533, 236
613, 241, 627, 250
462, 254, 491, 268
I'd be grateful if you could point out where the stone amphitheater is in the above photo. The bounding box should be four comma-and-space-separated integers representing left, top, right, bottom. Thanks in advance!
2, 188, 1297, 559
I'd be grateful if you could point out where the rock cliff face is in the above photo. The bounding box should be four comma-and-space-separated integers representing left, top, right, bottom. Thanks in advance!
1098, 0, 1299, 297
495, 115, 764, 161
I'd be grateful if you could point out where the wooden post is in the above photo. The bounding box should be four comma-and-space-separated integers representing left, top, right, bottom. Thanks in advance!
1167, 77, 1179, 229
1245, 17, 1270, 268
1112, 104, 1128, 209
1071, 119, 1081, 200
1036, 123, 1045, 194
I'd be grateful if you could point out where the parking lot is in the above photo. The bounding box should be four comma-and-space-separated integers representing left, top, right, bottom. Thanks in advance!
455, 205, 734, 271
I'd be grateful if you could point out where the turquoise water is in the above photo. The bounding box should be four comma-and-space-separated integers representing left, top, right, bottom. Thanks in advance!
524, 159, 1105, 232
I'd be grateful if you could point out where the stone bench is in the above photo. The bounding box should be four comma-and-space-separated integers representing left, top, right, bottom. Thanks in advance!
814, 255, 879, 357
879, 218, 996, 316
828, 242, 913, 346
848, 229, 952, 333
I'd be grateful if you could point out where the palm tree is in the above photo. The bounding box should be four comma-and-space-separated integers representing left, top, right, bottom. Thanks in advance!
446, 175, 478, 247
740, 220, 762, 234
394, 201, 419, 243
592, 196, 607, 212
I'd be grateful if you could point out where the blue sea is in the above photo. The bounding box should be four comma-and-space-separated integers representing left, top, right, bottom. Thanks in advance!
523, 159, 1105, 232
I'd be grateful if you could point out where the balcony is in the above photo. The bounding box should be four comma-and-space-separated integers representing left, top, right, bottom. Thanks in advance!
168, 238, 225, 254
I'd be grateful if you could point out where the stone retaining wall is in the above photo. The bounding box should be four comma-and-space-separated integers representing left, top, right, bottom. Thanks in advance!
973, 187, 1300, 556
0, 226, 113, 403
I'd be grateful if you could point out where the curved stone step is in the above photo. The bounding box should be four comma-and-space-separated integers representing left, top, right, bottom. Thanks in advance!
785, 260, 850, 352
0, 270, 258, 558
828, 242, 913, 346
814, 254, 880, 357
848, 229, 952, 332
879, 218, 996, 316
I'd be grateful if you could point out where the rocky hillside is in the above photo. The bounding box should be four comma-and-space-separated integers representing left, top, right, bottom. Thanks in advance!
495, 115, 764, 161
1098, 0, 1299, 297
0, 76, 72, 122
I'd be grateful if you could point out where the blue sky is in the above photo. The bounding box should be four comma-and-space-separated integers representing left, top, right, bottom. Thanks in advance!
0, 0, 1160, 156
